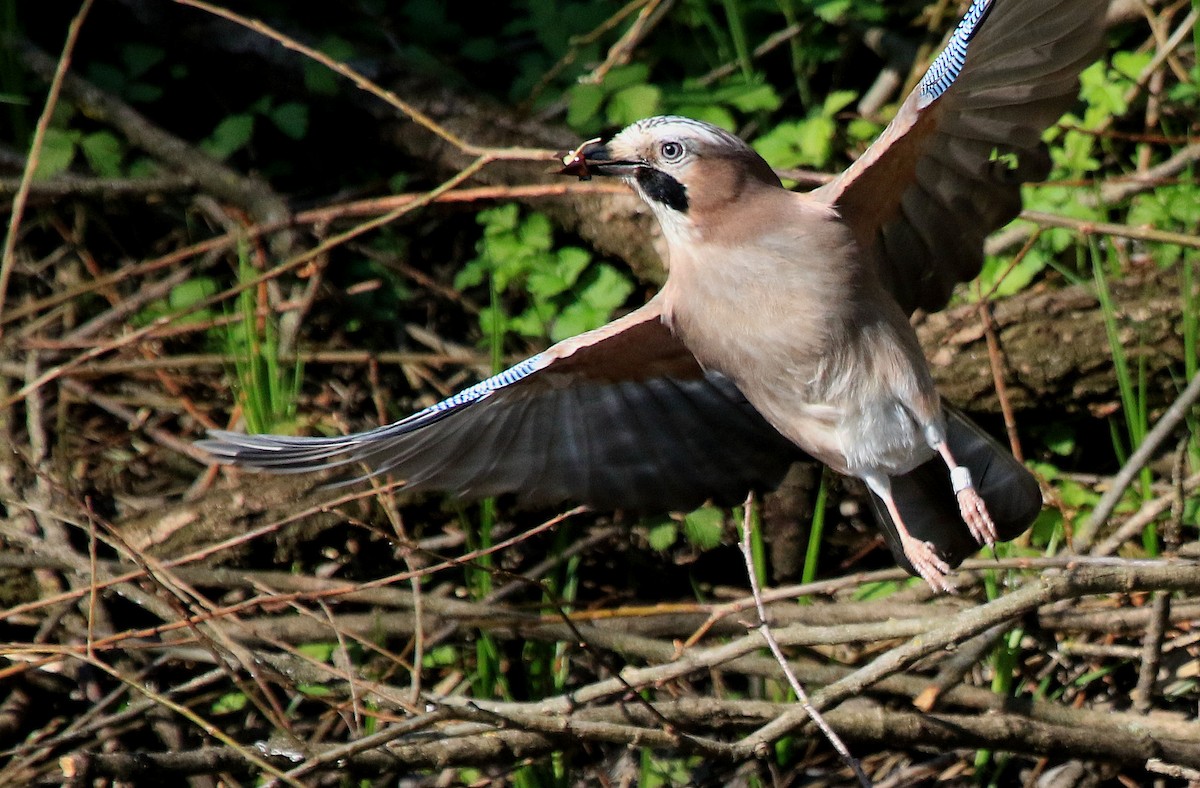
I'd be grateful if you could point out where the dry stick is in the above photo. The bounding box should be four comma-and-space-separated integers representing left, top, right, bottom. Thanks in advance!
0, 173, 195, 197
0, 480, 397, 632
1133, 591, 1170, 714
737, 493, 870, 786
977, 301, 1023, 461
1093, 472, 1200, 556
88, 509, 300, 735
0, 0, 95, 327
60, 378, 200, 458
526, 0, 652, 104
1147, 758, 1200, 782
696, 22, 803, 88
55, 702, 1200, 779
0, 181, 614, 332
730, 563, 1200, 759
1075, 369, 1200, 550
272, 709, 455, 786
1019, 209, 1200, 250
0, 667, 228, 776
582, 0, 673, 86
0, 503, 589, 683
59, 652, 306, 788
0, 156, 489, 412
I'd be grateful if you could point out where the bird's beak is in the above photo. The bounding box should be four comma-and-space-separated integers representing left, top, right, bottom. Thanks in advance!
558, 138, 639, 180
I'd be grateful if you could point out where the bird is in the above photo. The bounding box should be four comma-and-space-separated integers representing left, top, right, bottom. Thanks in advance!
198, 0, 1107, 590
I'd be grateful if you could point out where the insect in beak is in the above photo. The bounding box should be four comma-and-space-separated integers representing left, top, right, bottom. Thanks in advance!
559, 137, 602, 180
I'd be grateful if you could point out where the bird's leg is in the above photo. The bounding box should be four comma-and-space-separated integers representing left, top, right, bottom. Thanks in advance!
928, 434, 997, 547
863, 473, 953, 592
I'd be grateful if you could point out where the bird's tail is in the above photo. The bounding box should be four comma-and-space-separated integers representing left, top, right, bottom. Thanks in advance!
869, 405, 1042, 574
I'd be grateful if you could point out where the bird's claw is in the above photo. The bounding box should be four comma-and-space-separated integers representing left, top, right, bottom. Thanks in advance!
900, 533, 953, 593
957, 487, 997, 546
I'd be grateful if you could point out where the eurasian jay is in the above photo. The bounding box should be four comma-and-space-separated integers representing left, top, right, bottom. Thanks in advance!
199, 0, 1108, 589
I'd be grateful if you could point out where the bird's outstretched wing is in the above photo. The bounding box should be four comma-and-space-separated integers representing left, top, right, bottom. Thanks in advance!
198, 300, 802, 511
814, 0, 1108, 314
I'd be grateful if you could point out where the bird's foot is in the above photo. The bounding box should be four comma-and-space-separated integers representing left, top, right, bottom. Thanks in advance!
899, 532, 953, 593
956, 486, 997, 546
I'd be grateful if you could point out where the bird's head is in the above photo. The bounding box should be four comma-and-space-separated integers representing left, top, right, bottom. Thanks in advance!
561, 116, 782, 241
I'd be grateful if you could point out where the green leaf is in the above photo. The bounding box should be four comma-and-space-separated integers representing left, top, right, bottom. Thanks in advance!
203, 113, 254, 160
725, 82, 781, 113
423, 644, 458, 668
567, 83, 605, 129
683, 506, 725, 550
671, 104, 737, 131
551, 302, 603, 341
812, 0, 852, 22
211, 692, 248, 714
551, 264, 634, 340
269, 102, 309, 140
576, 264, 634, 311
461, 38, 497, 62
296, 642, 336, 661
1040, 423, 1077, 456
516, 211, 554, 252
121, 43, 165, 78
847, 117, 883, 143
527, 247, 589, 298
600, 63, 651, 92
79, 131, 123, 177
606, 84, 661, 127
168, 277, 219, 310
34, 128, 79, 178
508, 308, 548, 338
646, 520, 678, 551
821, 89, 857, 117
1111, 51, 1152, 82
753, 115, 836, 169
453, 257, 489, 290
297, 684, 333, 696
976, 247, 1047, 298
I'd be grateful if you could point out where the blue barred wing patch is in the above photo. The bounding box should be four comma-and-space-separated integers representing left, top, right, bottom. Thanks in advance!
917, 0, 994, 109
421, 354, 547, 417
197, 353, 552, 469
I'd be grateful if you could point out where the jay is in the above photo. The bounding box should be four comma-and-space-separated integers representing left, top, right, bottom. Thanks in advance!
199, 0, 1107, 589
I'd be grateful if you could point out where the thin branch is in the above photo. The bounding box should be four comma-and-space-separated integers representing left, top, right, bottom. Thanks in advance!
0, 0, 95, 334
737, 494, 869, 784
1075, 370, 1200, 550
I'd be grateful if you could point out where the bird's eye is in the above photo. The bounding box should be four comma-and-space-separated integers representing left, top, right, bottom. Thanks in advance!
659, 141, 685, 162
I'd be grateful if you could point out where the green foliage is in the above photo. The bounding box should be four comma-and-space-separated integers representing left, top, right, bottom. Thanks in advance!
210, 691, 248, 715
1091, 242, 1153, 510
800, 471, 828, 586
86, 42, 168, 103
644, 505, 727, 552
456, 204, 634, 347
201, 97, 309, 161
683, 505, 725, 551
133, 275, 220, 327
752, 89, 856, 170
224, 252, 303, 436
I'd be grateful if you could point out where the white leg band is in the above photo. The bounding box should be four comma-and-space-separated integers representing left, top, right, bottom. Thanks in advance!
950, 465, 973, 493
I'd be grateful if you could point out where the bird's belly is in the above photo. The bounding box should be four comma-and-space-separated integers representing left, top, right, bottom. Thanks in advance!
758, 395, 933, 479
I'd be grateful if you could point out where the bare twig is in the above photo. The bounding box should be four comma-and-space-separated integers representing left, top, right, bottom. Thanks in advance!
0, 1, 95, 332
737, 493, 869, 784
1075, 370, 1200, 550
